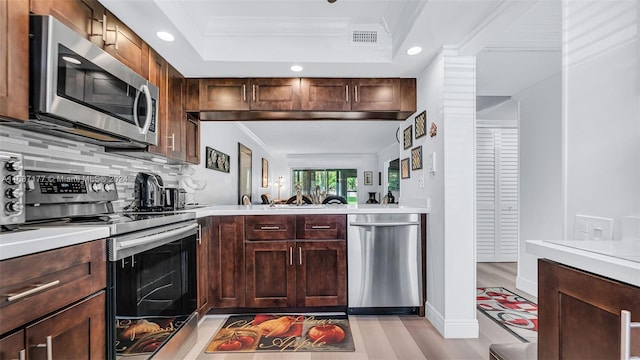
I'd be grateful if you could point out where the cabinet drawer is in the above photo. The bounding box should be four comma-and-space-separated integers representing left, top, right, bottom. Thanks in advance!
0, 240, 106, 335
245, 215, 295, 240
296, 215, 346, 240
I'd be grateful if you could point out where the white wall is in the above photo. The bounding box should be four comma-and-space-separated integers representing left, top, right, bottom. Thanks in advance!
563, 0, 640, 241
513, 73, 563, 296
402, 47, 478, 338
192, 122, 276, 205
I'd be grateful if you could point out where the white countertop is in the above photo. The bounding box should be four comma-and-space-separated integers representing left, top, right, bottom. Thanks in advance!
526, 240, 640, 287
0, 226, 110, 261
189, 203, 430, 218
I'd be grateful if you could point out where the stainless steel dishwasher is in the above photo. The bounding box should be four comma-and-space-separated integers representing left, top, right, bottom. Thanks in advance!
347, 213, 422, 314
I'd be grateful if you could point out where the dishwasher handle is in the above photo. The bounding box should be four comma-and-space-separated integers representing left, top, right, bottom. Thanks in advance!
349, 221, 420, 227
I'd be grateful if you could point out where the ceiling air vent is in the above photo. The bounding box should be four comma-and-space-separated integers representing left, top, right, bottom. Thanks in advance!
352, 30, 378, 44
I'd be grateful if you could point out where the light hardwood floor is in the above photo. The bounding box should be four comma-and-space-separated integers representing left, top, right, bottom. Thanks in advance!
183, 263, 536, 360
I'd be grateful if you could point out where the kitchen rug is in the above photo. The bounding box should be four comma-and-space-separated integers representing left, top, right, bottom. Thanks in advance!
115, 315, 189, 356
205, 314, 355, 352
477, 287, 538, 343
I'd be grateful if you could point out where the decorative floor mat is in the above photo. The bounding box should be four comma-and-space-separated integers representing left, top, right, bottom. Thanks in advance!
115, 315, 189, 356
477, 287, 538, 343
205, 314, 355, 353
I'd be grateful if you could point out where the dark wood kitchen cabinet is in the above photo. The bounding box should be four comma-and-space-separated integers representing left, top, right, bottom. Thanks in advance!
185, 114, 200, 164
210, 216, 245, 308
244, 215, 347, 309
249, 78, 301, 111
25, 291, 106, 360
102, 12, 149, 77
196, 217, 210, 317
351, 78, 401, 111
0, 330, 24, 360
165, 64, 186, 161
0, 240, 106, 360
147, 49, 168, 157
199, 79, 250, 111
538, 259, 640, 359
0, 0, 29, 121
300, 78, 352, 111
30, 0, 106, 47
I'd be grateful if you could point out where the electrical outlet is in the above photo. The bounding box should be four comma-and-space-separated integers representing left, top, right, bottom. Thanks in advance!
574, 214, 614, 240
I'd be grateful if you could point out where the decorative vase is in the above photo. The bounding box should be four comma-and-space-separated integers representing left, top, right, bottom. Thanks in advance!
366, 192, 378, 204
387, 190, 395, 204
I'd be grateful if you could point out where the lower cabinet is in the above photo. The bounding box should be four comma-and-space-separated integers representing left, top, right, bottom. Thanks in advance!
196, 217, 210, 317
210, 216, 245, 308
538, 259, 640, 359
0, 330, 24, 360
25, 291, 106, 360
245, 240, 346, 308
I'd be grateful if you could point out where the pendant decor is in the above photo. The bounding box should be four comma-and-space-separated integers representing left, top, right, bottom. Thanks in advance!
429, 122, 438, 138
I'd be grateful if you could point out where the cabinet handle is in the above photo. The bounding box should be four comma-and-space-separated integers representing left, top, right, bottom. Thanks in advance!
167, 133, 175, 151
289, 246, 293, 265
311, 225, 331, 229
260, 226, 280, 230
92, 14, 107, 42
621, 310, 640, 360
11, 349, 25, 360
252, 84, 257, 102
345, 85, 349, 102
354, 85, 358, 103
105, 22, 119, 50
242, 84, 247, 102
299, 247, 302, 265
6, 280, 60, 302
197, 224, 202, 245
34, 336, 52, 360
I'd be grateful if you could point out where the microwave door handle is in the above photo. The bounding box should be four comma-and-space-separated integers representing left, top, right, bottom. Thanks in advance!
133, 84, 153, 135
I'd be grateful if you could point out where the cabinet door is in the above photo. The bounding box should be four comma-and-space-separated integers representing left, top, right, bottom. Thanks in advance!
30, 0, 106, 47
351, 78, 401, 111
185, 114, 200, 164
26, 291, 105, 360
245, 215, 295, 241
0, 330, 24, 360
538, 259, 640, 359
196, 217, 210, 317
300, 78, 351, 111
250, 78, 301, 111
245, 241, 295, 308
166, 65, 185, 161
199, 79, 250, 111
103, 12, 149, 77
210, 216, 245, 308
0, 0, 29, 121
296, 241, 346, 307
147, 50, 168, 157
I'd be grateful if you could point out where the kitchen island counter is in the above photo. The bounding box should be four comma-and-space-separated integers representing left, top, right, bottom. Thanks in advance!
0, 226, 110, 260
189, 203, 430, 218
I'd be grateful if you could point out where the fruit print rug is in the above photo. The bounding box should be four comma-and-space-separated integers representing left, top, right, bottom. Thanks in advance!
477, 287, 538, 343
205, 314, 355, 352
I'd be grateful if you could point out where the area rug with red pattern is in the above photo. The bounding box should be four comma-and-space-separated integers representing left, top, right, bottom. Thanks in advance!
477, 287, 538, 343
205, 314, 355, 353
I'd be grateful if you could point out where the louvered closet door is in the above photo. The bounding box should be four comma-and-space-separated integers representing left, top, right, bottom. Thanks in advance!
476, 128, 518, 262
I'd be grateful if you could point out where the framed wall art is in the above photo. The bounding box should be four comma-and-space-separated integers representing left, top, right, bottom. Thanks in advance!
401, 158, 410, 179
205, 147, 230, 173
262, 158, 269, 188
415, 110, 426, 139
364, 171, 373, 186
411, 146, 423, 170
403, 125, 413, 150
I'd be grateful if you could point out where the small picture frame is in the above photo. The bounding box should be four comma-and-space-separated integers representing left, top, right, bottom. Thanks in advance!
401, 158, 410, 179
364, 171, 373, 186
415, 111, 426, 139
411, 146, 423, 170
261, 158, 269, 188
205, 147, 230, 173
403, 125, 413, 150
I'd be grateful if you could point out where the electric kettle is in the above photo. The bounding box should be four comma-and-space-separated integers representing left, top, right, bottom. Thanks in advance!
134, 172, 164, 210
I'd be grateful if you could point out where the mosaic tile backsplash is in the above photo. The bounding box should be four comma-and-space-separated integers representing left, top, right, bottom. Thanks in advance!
0, 125, 190, 211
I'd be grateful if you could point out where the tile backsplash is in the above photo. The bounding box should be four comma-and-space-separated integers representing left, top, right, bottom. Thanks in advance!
0, 125, 190, 211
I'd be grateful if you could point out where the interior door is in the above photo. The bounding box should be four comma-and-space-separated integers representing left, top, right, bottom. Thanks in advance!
476, 128, 519, 262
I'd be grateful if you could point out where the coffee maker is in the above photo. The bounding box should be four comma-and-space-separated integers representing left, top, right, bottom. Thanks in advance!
134, 172, 164, 211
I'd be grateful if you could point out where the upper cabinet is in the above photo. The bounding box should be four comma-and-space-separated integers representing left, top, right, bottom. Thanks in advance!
0, 0, 29, 121
192, 77, 416, 121
103, 13, 149, 77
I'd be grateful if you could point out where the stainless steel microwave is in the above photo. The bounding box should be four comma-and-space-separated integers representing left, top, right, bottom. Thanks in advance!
25, 15, 158, 148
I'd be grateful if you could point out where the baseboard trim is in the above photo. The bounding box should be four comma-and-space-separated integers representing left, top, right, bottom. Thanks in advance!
426, 302, 479, 339
516, 276, 537, 299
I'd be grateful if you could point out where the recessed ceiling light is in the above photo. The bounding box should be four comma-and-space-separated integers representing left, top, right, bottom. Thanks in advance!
61, 56, 81, 65
156, 31, 175, 42
407, 46, 422, 56
290, 65, 303, 72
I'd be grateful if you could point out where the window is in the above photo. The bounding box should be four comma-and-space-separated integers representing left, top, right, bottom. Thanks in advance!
292, 169, 358, 204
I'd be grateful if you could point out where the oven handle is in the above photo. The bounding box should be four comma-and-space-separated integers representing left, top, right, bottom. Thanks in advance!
116, 223, 199, 251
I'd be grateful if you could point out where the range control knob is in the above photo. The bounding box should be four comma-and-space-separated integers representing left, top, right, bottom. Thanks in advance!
5, 188, 24, 199
103, 183, 115, 192
4, 175, 18, 185
91, 183, 103, 192
5, 201, 24, 213
5, 160, 23, 172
